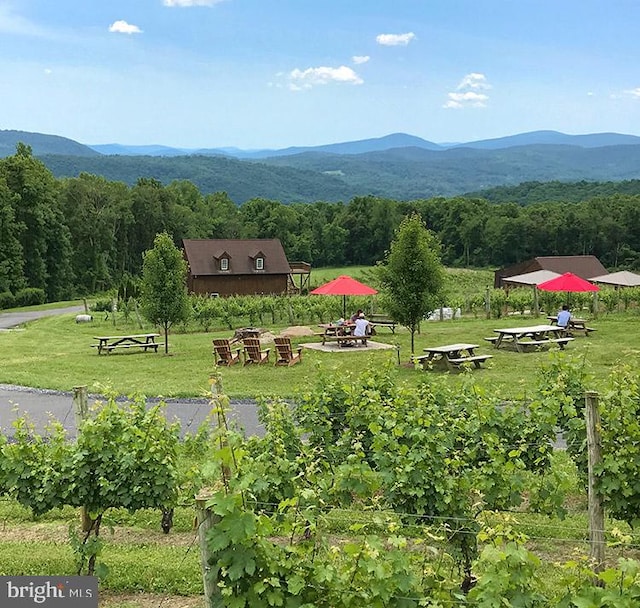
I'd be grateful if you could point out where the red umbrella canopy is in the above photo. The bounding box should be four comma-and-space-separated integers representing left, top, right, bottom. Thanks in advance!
310, 275, 378, 318
537, 272, 599, 292
310, 275, 378, 296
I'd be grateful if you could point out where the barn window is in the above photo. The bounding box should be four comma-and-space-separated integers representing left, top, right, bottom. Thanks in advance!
220, 258, 229, 271
255, 257, 264, 270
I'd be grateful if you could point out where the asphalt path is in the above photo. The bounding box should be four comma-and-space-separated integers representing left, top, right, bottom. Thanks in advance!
0, 308, 262, 438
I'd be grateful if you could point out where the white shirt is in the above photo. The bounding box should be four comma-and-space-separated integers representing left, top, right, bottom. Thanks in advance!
353, 318, 370, 337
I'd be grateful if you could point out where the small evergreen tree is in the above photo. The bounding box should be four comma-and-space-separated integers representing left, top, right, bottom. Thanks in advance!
140, 232, 189, 354
376, 213, 445, 354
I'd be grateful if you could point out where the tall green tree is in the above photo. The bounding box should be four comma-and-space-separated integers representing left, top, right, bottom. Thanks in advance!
0, 143, 74, 300
0, 178, 24, 294
59, 173, 133, 294
140, 232, 189, 354
376, 213, 445, 355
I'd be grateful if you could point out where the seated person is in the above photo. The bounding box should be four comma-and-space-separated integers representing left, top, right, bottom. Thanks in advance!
557, 305, 571, 328
350, 309, 364, 323
353, 313, 370, 344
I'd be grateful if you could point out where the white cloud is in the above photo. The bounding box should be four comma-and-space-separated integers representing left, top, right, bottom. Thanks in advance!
109, 20, 142, 34
456, 72, 491, 91
443, 91, 489, 109
625, 87, 640, 98
352, 55, 370, 65
163, 0, 226, 6
444, 72, 491, 108
376, 32, 416, 46
288, 65, 363, 90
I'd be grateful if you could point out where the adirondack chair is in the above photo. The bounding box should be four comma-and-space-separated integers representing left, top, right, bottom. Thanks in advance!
242, 337, 270, 365
213, 339, 241, 366
274, 337, 302, 366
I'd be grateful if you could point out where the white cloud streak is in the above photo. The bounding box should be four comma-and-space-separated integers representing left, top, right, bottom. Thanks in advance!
0, 5, 47, 36
288, 65, 363, 90
109, 20, 143, 34
163, 0, 226, 6
625, 87, 640, 98
444, 72, 491, 108
352, 55, 370, 65
457, 72, 491, 91
376, 32, 416, 46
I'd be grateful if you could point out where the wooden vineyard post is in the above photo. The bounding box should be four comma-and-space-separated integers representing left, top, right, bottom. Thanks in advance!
196, 493, 220, 607
585, 390, 605, 573
73, 385, 88, 431
73, 386, 93, 532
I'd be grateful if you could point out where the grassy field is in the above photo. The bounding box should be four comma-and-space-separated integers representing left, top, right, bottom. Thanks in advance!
1, 277, 640, 605
0, 305, 638, 400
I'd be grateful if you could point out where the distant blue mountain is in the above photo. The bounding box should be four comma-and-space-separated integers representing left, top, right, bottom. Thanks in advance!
90, 143, 196, 156
87, 132, 442, 158
242, 133, 443, 158
85, 130, 640, 158
449, 130, 640, 150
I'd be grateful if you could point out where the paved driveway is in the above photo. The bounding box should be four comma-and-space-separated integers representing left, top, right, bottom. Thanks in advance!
0, 305, 85, 329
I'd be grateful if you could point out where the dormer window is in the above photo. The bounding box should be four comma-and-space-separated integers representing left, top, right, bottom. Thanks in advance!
255, 257, 264, 270
220, 258, 229, 271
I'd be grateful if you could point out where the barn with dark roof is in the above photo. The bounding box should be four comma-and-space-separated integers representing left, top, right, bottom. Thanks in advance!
494, 255, 607, 288
182, 238, 294, 296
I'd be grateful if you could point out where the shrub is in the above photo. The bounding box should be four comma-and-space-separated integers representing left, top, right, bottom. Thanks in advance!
13, 288, 46, 307
0, 291, 15, 310
91, 299, 114, 313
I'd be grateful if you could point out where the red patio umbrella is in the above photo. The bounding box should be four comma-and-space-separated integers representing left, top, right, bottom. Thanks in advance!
537, 272, 600, 292
310, 275, 378, 318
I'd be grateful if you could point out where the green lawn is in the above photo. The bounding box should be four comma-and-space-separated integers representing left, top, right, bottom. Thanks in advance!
0, 307, 637, 399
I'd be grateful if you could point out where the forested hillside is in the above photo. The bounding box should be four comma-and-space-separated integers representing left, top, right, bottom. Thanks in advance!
0, 130, 99, 157
5, 129, 640, 203
40, 154, 358, 204
2, 145, 640, 303
261, 144, 640, 200
32, 143, 640, 203
464, 179, 640, 204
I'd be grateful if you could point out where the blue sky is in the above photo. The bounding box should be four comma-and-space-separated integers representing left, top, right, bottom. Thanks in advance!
1, 0, 639, 149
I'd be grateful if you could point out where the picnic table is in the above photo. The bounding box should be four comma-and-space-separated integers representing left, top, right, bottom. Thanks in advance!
413, 343, 492, 371
92, 333, 162, 354
369, 314, 397, 334
487, 325, 573, 352
546, 316, 596, 336
318, 323, 369, 347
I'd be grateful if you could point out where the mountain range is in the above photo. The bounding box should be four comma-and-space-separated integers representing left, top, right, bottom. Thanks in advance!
2, 128, 640, 203
87, 130, 640, 158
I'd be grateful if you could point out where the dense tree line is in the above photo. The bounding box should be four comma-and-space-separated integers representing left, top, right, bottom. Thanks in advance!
2, 145, 640, 302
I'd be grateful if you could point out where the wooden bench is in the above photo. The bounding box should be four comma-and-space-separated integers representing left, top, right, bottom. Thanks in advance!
411, 354, 430, 363
412, 353, 492, 370
93, 342, 164, 353
561, 327, 596, 337
483, 336, 499, 344
369, 316, 397, 334
448, 354, 493, 367
518, 338, 574, 350
549, 337, 574, 348
322, 334, 369, 346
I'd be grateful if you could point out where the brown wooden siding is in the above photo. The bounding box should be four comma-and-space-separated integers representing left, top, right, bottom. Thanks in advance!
188, 274, 288, 296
